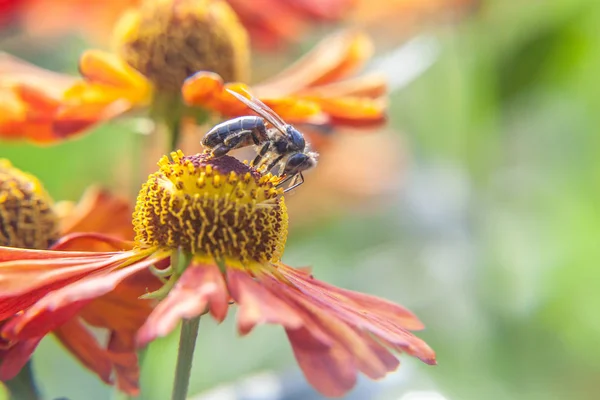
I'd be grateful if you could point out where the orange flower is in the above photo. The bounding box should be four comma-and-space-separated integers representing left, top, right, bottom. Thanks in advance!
6, 0, 354, 50
183, 30, 387, 129
0, 151, 434, 396
226, 0, 357, 50
0, 0, 384, 146
0, 160, 159, 395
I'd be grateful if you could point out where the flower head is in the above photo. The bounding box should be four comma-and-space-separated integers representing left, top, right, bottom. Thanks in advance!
183, 30, 387, 128
0, 162, 157, 395
0, 160, 58, 249
113, 0, 249, 92
0, 151, 434, 396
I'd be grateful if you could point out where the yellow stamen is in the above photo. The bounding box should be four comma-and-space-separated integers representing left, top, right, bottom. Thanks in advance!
113, 0, 249, 92
0, 160, 58, 249
133, 151, 288, 263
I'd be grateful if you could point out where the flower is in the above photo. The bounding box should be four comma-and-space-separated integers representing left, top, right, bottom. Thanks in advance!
0, 151, 435, 397
226, 0, 357, 50
0, 53, 75, 143
0, 160, 159, 395
0, 0, 384, 145
4, 0, 354, 51
183, 30, 386, 128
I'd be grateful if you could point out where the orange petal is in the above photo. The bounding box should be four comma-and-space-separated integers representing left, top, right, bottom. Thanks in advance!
0, 251, 132, 297
50, 233, 135, 252
108, 332, 141, 396
301, 95, 386, 127
183, 72, 325, 123
78, 50, 149, 90
298, 74, 387, 99
53, 99, 131, 139
2, 254, 161, 341
227, 269, 304, 335
280, 265, 436, 363
182, 72, 251, 116
53, 319, 113, 385
137, 263, 229, 346
59, 187, 134, 241
255, 30, 373, 96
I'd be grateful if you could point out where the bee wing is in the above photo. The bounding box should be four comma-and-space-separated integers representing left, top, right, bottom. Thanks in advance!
226, 88, 288, 137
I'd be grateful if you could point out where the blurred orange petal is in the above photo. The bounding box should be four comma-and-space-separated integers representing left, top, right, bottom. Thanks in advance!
255, 31, 373, 96
183, 72, 324, 122
78, 50, 149, 91
59, 187, 134, 241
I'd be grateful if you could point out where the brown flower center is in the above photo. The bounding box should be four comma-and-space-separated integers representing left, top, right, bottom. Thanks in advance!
113, 0, 249, 93
0, 160, 59, 249
133, 151, 288, 263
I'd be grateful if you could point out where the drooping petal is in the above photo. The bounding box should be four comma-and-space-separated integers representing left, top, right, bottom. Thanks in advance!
284, 265, 424, 329
58, 186, 135, 241
50, 232, 135, 252
2, 251, 163, 340
0, 338, 41, 381
52, 319, 113, 385
286, 327, 357, 398
107, 332, 141, 396
262, 272, 398, 388
255, 31, 373, 96
0, 251, 133, 298
137, 263, 229, 346
226, 268, 304, 335
278, 264, 436, 364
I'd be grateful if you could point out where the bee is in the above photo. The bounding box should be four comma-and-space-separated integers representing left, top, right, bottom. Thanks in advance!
202, 88, 318, 192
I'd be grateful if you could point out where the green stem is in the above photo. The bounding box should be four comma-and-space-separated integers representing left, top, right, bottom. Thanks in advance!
171, 316, 201, 400
5, 361, 40, 400
168, 117, 182, 153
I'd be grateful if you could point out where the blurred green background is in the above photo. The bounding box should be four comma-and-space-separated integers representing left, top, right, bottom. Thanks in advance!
2, 0, 599, 399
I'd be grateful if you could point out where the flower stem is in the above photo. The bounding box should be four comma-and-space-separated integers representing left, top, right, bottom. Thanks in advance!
171, 316, 201, 400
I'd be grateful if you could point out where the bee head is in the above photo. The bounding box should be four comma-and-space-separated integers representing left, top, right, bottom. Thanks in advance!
283, 151, 318, 176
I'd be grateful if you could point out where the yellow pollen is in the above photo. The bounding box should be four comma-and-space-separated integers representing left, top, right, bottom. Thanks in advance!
0, 160, 59, 249
133, 151, 288, 263
113, 0, 250, 92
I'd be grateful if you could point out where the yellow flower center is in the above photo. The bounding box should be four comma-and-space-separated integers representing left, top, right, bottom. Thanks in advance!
133, 151, 288, 263
113, 0, 249, 93
0, 160, 59, 250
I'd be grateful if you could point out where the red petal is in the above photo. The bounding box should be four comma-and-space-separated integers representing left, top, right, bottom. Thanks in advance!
3, 254, 160, 340
60, 186, 134, 241
227, 269, 303, 335
108, 332, 141, 396
279, 265, 436, 363
53, 319, 113, 384
0, 338, 41, 381
50, 232, 135, 252
137, 263, 229, 347
0, 251, 133, 297
286, 327, 356, 397
264, 274, 398, 380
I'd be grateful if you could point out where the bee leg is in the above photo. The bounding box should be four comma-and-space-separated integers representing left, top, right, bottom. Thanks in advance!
281, 173, 304, 193
223, 130, 251, 146
265, 154, 284, 172
252, 142, 271, 166
211, 144, 233, 157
